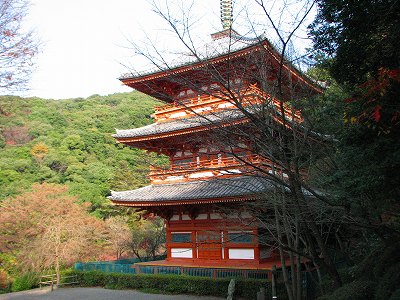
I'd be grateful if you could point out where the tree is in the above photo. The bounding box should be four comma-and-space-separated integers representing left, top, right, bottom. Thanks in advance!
308, 0, 400, 297
0, 183, 107, 285
31, 142, 49, 163
310, 0, 400, 240
0, 0, 38, 91
105, 216, 132, 259
127, 215, 165, 261
309, 0, 399, 87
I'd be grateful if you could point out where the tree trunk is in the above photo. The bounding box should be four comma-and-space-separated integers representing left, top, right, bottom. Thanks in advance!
55, 253, 60, 286
274, 201, 294, 300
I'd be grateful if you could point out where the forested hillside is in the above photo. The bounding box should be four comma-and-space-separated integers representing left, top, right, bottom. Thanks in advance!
0, 92, 161, 218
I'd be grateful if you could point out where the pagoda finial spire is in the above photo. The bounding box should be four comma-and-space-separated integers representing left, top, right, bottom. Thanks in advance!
220, 0, 233, 30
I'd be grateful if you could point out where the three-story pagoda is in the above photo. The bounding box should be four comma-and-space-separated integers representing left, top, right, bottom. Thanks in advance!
109, 1, 321, 271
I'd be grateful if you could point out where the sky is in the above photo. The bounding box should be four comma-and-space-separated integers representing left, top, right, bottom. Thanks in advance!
21, 0, 314, 100
21, 0, 219, 99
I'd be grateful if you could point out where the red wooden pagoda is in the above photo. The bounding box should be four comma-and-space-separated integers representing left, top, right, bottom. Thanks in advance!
109, 1, 321, 272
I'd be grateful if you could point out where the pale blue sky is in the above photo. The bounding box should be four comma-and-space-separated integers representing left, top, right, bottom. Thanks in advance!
22, 0, 314, 100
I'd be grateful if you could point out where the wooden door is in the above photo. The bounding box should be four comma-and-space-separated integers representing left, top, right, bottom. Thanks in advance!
196, 230, 222, 260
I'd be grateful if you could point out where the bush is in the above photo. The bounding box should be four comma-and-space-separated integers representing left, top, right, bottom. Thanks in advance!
375, 262, 400, 300
0, 270, 12, 292
11, 273, 39, 292
64, 270, 271, 299
318, 280, 376, 300
389, 288, 400, 300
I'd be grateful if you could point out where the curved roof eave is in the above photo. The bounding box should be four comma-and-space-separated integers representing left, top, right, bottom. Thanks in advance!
108, 176, 277, 206
119, 39, 267, 84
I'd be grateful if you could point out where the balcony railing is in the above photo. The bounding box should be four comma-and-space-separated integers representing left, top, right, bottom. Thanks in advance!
153, 91, 229, 115
152, 86, 302, 123
149, 155, 279, 180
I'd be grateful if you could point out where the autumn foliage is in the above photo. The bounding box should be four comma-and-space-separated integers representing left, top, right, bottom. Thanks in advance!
344, 68, 400, 133
30, 143, 49, 161
0, 183, 107, 282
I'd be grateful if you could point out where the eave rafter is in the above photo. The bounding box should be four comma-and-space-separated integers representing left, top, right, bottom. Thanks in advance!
112, 195, 259, 207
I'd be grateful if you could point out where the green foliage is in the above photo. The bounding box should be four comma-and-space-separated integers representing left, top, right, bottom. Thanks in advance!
318, 280, 376, 300
11, 273, 38, 292
309, 0, 400, 259
321, 242, 400, 299
64, 270, 271, 299
0, 92, 162, 217
374, 262, 400, 300
309, 0, 400, 86
389, 289, 400, 300
0, 135, 5, 149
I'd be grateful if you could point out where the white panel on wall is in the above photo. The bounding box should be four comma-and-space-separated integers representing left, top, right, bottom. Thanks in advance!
189, 172, 214, 178
196, 214, 208, 220
210, 213, 222, 219
219, 169, 242, 175
228, 249, 255, 260
193, 107, 212, 114
166, 175, 184, 181
218, 103, 234, 109
240, 211, 252, 218
181, 214, 191, 220
170, 112, 186, 118
170, 215, 180, 221
227, 212, 238, 218
171, 248, 193, 258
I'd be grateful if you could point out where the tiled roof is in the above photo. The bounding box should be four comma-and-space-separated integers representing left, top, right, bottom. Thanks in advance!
108, 176, 277, 205
119, 32, 269, 80
113, 109, 245, 139
169, 33, 267, 68
113, 104, 333, 142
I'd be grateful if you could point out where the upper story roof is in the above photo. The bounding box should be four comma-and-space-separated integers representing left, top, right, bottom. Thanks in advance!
120, 30, 268, 81
119, 30, 322, 102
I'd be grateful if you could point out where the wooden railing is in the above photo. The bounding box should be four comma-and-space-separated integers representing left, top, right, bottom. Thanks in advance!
153, 91, 229, 115
39, 274, 79, 291
152, 86, 302, 123
149, 155, 279, 179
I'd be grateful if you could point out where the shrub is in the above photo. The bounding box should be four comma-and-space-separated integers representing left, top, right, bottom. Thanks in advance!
0, 270, 12, 291
80, 270, 106, 287
11, 273, 38, 292
318, 280, 376, 300
375, 262, 400, 300
389, 288, 400, 300
64, 270, 271, 299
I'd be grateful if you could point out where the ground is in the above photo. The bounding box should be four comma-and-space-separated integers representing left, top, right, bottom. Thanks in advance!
0, 287, 224, 300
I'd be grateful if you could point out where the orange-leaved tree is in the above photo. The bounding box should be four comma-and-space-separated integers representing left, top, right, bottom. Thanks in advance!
0, 183, 107, 285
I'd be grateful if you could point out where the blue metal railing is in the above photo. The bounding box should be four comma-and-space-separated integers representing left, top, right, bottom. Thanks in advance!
74, 255, 166, 274
74, 256, 271, 279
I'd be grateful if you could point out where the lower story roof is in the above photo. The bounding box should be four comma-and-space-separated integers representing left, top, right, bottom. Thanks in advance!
109, 176, 278, 206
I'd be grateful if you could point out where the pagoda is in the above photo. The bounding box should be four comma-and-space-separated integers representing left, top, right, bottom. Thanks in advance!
109, 0, 322, 272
